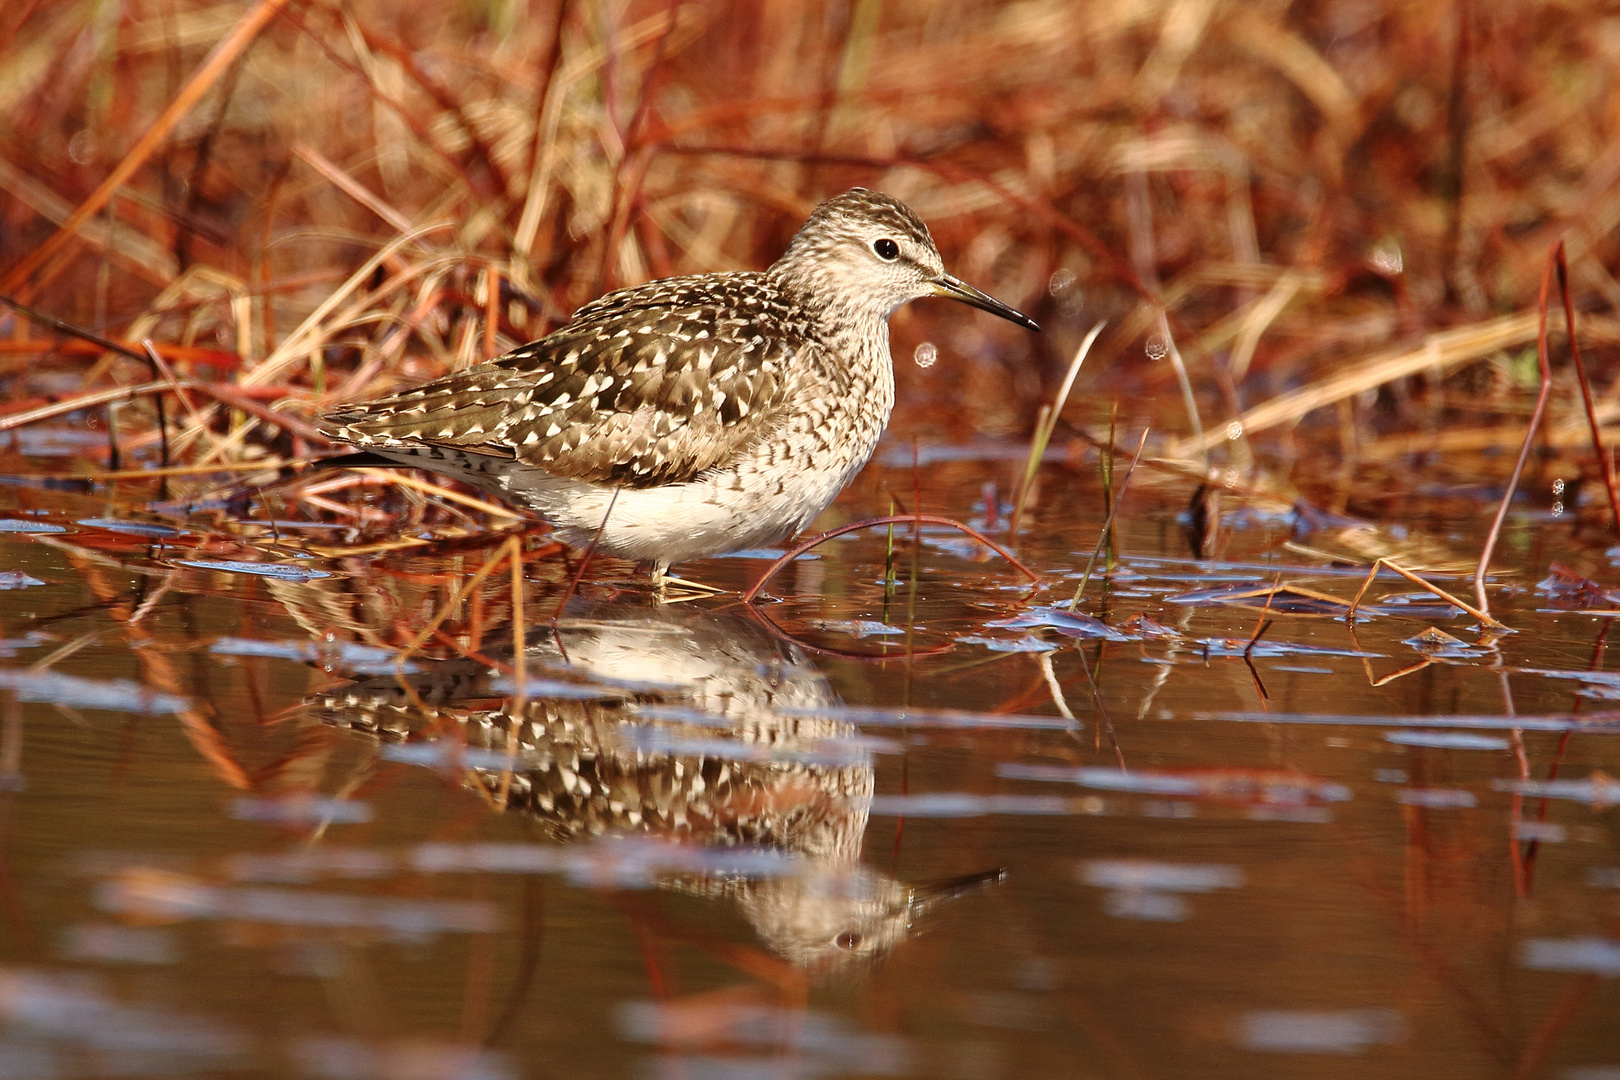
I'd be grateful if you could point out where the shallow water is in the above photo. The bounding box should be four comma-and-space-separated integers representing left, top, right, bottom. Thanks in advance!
0, 447, 1615, 1079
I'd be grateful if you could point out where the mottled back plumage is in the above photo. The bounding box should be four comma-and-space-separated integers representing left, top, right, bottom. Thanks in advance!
321, 274, 802, 488
319, 188, 1038, 574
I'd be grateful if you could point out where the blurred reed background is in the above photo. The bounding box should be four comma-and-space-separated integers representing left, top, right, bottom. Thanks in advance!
0, 0, 1616, 482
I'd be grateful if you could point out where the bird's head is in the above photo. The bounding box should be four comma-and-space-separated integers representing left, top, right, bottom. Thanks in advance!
771, 188, 1039, 332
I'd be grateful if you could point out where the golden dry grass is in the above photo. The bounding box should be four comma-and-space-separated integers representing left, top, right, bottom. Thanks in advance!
0, 0, 1617, 521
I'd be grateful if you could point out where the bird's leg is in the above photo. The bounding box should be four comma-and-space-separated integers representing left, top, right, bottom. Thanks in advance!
650, 559, 670, 603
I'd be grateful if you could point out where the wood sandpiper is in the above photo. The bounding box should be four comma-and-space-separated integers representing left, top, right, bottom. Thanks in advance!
318, 188, 1039, 578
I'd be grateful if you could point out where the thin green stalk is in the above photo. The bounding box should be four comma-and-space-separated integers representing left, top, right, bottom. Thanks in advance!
1101, 401, 1118, 572
883, 495, 898, 606
1071, 429, 1149, 611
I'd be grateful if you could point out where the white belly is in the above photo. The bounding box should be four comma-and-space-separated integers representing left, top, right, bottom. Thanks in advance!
504, 430, 877, 567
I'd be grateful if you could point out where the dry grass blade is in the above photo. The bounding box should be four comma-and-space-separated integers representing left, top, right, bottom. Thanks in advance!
80, 460, 296, 481
354, 469, 526, 521
1172, 311, 1540, 457
1227, 270, 1303, 384
292, 143, 419, 238
1348, 557, 1506, 631
1010, 320, 1104, 538
392, 537, 529, 678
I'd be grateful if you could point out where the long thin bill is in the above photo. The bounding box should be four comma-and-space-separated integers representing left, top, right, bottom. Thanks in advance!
908, 867, 1009, 917
933, 274, 1041, 331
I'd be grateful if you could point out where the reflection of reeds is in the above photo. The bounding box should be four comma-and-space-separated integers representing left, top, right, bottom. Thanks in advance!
0, 1, 1618, 532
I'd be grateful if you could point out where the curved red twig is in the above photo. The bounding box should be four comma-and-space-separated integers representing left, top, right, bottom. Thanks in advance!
741, 514, 1040, 603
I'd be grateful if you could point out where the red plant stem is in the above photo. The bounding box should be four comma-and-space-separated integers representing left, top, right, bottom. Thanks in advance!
1555, 241, 1620, 537
742, 514, 1040, 603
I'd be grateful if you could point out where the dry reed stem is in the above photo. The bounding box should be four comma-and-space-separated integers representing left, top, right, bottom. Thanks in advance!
1227, 271, 1304, 384
1156, 311, 1207, 464
392, 536, 528, 688
1172, 311, 1542, 457
1348, 558, 1505, 631
1474, 249, 1559, 616
80, 460, 294, 481
292, 143, 420, 238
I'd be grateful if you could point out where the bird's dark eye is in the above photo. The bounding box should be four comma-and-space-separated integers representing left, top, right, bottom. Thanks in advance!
835, 931, 864, 949
872, 238, 899, 261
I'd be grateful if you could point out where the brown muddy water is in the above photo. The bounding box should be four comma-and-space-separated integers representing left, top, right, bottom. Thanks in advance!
0, 441, 1614, 1080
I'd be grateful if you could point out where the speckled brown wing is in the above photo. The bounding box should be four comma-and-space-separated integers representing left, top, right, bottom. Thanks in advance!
318, 272, 811, 488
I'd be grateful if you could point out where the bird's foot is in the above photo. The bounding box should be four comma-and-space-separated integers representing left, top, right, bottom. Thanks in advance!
648, 564, 727, 603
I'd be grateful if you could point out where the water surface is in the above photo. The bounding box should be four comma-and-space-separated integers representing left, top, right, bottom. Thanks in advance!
0, 447, 1614, 1079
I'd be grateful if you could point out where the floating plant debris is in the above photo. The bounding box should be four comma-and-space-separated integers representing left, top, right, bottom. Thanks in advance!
953, 634, 1060, 653
379, 741, 538, 771
775, 705, 1076, 731
810, 619, 904, 638
1537, 564, 1620, 609
210, 637, 411, 674
618, 726, 896, 766
174, 560, 332, 582
1395, 788, 1478, 809
76, 518, 185, 537
1201, 711, 1620, 733
1079, 860, 1244, 892
986, 607, 1134, 641
1079, 860, 1244, 922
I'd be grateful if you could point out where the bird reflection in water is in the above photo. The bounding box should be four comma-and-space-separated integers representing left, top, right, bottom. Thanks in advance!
302, 600, 1002, 971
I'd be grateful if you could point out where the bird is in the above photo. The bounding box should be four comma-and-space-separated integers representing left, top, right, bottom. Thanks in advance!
317, 188, 1040, 580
